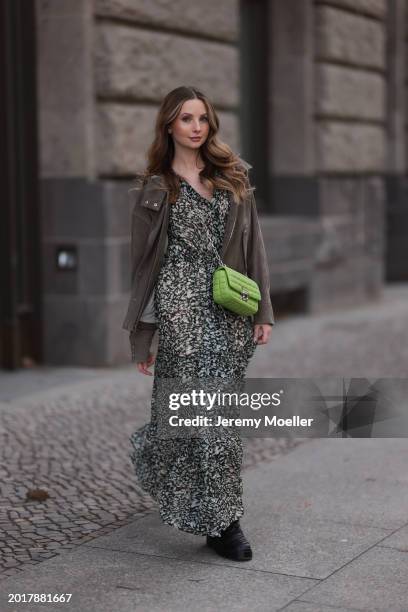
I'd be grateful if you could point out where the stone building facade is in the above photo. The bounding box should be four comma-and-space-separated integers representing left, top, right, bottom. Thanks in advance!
1, 0, 406, 367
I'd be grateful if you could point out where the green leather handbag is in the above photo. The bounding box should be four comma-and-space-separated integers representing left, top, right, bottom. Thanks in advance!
213, 265, 261, 316
203, 220, 261, 317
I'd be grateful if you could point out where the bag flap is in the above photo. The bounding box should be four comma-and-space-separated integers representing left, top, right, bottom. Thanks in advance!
220, 266, 261, 300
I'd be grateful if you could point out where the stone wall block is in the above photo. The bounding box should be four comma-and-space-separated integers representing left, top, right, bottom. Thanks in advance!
313, 217, 361, 267
36, 0, 95, 177
316, 6, 386, 69
316, 64, 385, 119
94, 0, 239, 42
318, 177, 364, 216
43, 296, 108, 366
318, 0, 386, 18
317, 122, 386, 171
309, 250, 371, 313
95, 24, 238, 107
262, 217, 321, 263
363, 176, 385, 256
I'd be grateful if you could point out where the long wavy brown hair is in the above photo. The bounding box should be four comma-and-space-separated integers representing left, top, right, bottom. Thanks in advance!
138, 86, 254, 204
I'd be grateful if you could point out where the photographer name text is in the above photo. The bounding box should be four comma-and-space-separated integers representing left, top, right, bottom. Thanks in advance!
168, 415, 314, 429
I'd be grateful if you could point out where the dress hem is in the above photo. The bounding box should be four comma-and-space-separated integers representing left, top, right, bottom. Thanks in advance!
132, 465, 244, 537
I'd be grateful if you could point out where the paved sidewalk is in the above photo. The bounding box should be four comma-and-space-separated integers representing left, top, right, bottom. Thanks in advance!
2, 438, 408, 611
1, 284, 408, 610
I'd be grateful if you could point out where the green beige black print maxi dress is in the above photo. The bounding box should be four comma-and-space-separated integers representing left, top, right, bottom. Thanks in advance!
129, 178, 257, 537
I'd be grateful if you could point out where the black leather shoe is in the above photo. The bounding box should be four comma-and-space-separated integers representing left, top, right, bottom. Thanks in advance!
206, 520, 253, 561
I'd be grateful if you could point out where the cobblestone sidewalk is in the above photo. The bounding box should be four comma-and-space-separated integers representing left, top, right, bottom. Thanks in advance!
0, 372, 305, 580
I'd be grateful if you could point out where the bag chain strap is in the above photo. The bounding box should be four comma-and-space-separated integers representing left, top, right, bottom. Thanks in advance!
200, 216, 225, 269
200, 213, 257, 376
195, 209, 235, 330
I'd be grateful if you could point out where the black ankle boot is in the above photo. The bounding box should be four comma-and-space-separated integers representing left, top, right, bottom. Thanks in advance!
206, 520, 253, 561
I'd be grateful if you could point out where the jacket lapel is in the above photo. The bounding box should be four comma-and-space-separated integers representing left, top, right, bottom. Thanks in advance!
220, 194, 237, 259
139, 174, 239, 257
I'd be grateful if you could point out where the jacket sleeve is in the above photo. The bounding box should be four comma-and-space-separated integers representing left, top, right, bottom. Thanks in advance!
126, 182, 158, 362
247, 191, 275, 326
138, 233, 168, 326
130, 321, 157, 363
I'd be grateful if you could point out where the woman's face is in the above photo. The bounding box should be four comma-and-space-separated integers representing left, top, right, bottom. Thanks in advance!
169, 99, 210, 151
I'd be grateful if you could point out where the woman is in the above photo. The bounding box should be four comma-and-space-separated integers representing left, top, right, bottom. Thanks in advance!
122, 86, 274, 562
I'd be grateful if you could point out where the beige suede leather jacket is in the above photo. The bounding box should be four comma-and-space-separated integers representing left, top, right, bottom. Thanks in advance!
122, 165, 275, 362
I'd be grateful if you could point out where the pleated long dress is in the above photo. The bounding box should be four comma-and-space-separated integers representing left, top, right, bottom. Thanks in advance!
129, 178, 257, 537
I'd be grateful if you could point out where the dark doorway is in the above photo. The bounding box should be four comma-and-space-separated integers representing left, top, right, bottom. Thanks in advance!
0, 0, 42, 369
239, 0, 270, 212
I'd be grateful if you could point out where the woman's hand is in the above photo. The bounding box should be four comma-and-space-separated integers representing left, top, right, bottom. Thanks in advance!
136, 352, 156, 375
253, 324, 273, 345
